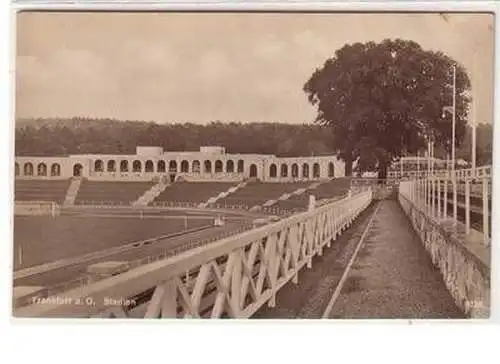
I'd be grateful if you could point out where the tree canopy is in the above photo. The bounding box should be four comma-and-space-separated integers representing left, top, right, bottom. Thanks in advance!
14, 118, 334, 157
303, 39, 471, 177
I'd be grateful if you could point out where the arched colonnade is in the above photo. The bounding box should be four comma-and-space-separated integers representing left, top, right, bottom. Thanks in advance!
15, 161, 61, 177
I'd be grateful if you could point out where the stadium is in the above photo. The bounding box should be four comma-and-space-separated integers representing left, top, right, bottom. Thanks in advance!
13, 145, 353, 304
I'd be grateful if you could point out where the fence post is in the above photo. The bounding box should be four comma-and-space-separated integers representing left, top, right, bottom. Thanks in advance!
465, 178, 470, 234
437, 177, 441, 219
428, 178, 432, 215
453, 178, 458, 221
420, 179, 424, 208
483, 178, 489, 245
430, 178, 435, 217
160, 279, 178, 318
443, 178, 448, 219
414, 179, 420, 205
418, 179, 422, 208
424, 178, 428, 213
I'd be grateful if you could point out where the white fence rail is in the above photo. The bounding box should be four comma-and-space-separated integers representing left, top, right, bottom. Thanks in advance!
15, 190, 373, 318
399, 175, 491, 245
389, 165, 491, 180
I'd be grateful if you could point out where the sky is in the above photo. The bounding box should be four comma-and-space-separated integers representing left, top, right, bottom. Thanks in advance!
15, 12, 495, 125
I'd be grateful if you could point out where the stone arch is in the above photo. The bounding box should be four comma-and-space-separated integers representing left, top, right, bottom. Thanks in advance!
237, 159, 244, 173
269, 163, 277, 178
192, 160, 201, 173
145, 160, 154, 173
280, 164, 288, 178
328, 162, 335, 177
73, 163, 83, 177
37, 162, 47, 176
94, 159, 104, 172
181, 160, 189, 173
169, 160, 177, 173
24, 162, 34, 176
249, 164, 258, 178
157, 160, 166, 173
132, 160, 142, 173
226, 160, 234, 173
215, 160, 223, 173
51, 163, 61, 176
302, 163, 309, 178
204, 160, 212, 173
313, 163, 320, 178
15, 162, 20, 176
120, 160, 129, 172
107, 160, 116, 172
291, 163, 299, 178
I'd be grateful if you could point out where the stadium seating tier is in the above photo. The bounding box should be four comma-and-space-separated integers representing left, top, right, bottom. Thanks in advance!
150, 182, 237, 205
15, 179, 71, 204
74, 180, 155, 205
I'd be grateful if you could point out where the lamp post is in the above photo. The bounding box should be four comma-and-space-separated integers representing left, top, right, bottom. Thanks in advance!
442, 64, 457, 175
469, 34, 490, 178
452, 65, 456, 175
442, 65, 458, 221
468, 41, 491, 179
446, 153, 450, 177
471, 65, 477, 177
438, 15, 490, 179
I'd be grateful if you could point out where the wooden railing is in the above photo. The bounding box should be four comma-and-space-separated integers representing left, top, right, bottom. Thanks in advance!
399, 175, 492, 245
388, 165, 492, 180
14, 189, 373, 318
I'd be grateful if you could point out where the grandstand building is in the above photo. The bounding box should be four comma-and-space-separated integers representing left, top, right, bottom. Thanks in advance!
14, 146, 345, 182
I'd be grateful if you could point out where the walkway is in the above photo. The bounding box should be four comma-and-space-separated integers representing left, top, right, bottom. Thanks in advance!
255, 199, 465, 319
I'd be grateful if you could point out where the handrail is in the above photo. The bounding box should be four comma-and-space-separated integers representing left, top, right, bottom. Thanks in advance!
399, 175, 491, 245
388, 165, 492, 179
14, 189, 373, 318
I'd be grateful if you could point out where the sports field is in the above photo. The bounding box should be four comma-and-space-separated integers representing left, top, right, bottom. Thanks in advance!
13, 214, 210, 269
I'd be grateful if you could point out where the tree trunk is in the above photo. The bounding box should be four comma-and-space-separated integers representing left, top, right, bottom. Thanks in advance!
377, 160, 389, 180
345, 159, 353, 177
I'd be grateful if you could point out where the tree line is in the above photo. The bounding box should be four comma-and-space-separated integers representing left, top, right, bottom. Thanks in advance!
14, 118, 336, 157
14, 117, 491, 167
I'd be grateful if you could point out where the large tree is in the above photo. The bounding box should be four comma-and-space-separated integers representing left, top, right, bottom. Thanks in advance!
303, 39, 471, 178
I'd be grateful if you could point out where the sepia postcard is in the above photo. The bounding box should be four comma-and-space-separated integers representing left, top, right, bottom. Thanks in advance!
12, 10, 494, 320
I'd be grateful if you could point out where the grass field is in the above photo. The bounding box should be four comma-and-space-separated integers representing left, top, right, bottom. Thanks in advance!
13, 215, 209, 269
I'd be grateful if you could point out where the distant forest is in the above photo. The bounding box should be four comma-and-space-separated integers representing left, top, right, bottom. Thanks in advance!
14, 118, 336, 157
14, 117, 493, 165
